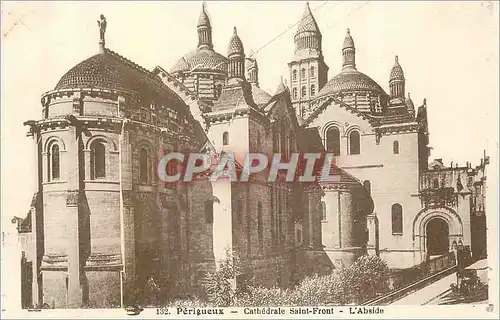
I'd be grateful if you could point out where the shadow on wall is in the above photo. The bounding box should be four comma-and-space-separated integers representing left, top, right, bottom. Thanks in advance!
294, 250, 335, 282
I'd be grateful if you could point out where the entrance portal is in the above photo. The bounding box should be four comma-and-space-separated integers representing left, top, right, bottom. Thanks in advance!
426, 218, 449, 255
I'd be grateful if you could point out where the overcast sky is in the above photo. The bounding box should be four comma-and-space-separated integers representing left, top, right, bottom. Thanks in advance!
1, 1, 499, 223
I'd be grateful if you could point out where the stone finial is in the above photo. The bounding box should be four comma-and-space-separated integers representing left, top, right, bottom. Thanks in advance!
97, 14, 107, 53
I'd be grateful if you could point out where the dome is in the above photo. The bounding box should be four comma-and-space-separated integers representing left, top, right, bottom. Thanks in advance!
390, 56, 405, 81
55, 49, 173, 96
228, 27, 244, 56
170, 48, 228, 74
317, 69, 386, 97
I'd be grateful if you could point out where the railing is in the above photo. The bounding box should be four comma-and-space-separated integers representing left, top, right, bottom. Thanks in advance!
362, 252, 457, 306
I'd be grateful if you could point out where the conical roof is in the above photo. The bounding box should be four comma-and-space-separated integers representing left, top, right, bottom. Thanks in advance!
197, 2, 211, 28
228, 27, 244, 55
390, 56, 405, 81
296, 2, 320, 35
406, 92, 415, 110
343, 28, 355, 50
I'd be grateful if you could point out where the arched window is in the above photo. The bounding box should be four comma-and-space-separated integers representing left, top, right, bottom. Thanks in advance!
296, 229, 302, 243
257, 202, 263, 250
321, 201, 327, 220
393, 141, 399, 154
90, 141, 106, 179
326, 126, 340, 156
433, 178, 439, 188
139, 147, 151, 183
391, 203, 403, 234
310, 84, 316, 96
205, 200, 213, 224
292, 88, 297, 99
349, 130, 360, 155
48, 143, 60, 181
363, 180, 371, 195
301, 86, 306, 98
215, 84, 222, 98
310, 66, 315, 77
292, 69, 297, 81
301, 68, 306, 78
222, 131, 229, 146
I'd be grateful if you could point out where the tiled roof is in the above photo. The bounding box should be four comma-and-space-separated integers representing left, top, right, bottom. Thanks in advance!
212, 80, 256, 112
250, 84, 272, 107
390, 56, 404, 81
296, 2, 320, 35
170, 48, 228, 74
317, 69, 386, 97
55, 48, 181, 101
197, 3, 211, 28
343, 28, 355, 49
228, 27, 244, 56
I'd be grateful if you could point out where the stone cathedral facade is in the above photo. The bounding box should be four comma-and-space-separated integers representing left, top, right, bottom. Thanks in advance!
16, 3, 488, 309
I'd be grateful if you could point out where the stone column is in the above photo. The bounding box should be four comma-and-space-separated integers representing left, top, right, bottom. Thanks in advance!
211, 178, 233, 270
366, 214, 378, 255
120, 130, 136, 303
65, 125, 82, 307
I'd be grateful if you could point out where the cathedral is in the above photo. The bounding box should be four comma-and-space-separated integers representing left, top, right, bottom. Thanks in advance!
16, 2, 489, 309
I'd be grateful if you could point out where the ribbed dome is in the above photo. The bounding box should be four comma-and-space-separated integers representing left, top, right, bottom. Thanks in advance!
228, 27, 244, 56
343, 28, 355, 49
197, 2, 211, 28
296, 2, 320, 35
55, 49, 171, 95
390, 56, 405, 81
318, 69, 386, 97
170, 48, 228, 74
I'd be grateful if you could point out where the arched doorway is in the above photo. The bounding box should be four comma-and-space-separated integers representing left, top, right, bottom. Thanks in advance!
426, 218, 449, 255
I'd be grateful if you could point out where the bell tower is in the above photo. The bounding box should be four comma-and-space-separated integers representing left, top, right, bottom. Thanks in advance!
288, 2, 329, 118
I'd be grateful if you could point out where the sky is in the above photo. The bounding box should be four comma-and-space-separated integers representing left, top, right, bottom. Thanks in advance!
1, 1, 499, 228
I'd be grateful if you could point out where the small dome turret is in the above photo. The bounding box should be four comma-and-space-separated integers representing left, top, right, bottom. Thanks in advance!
228, 27, 244, 56
389, 55, 405, 99
227, 27, 245, 80
342, 28, 356, 70
406, 92, 415, 115
197, 2, 213, 50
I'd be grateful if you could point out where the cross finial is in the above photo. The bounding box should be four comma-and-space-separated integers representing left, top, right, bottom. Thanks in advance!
97, 14, 107, 53
347, 28, 350, 35
395, 55, 399, 63
233, 26, 237, 34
